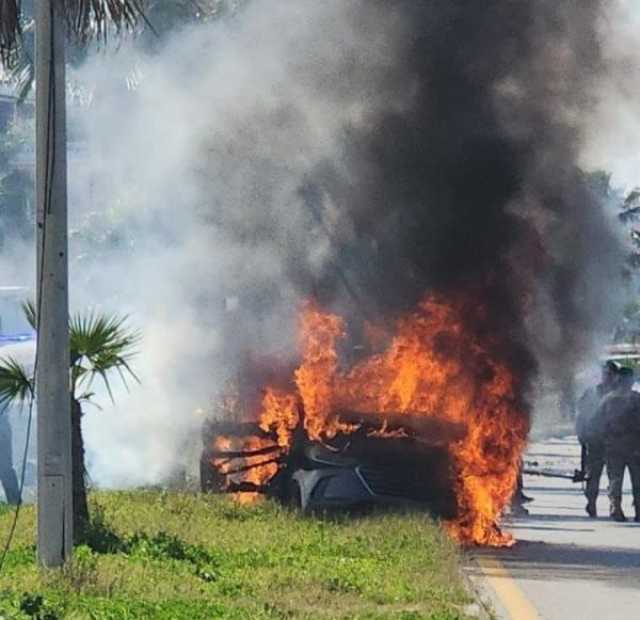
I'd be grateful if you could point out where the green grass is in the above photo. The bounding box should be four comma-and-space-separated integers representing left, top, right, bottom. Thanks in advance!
0, 491, 472, 619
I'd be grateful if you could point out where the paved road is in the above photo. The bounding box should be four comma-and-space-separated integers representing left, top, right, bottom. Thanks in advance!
467, 435, 640, 620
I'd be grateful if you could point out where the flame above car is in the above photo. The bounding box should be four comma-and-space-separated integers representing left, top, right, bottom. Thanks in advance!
212, 294, 528, 547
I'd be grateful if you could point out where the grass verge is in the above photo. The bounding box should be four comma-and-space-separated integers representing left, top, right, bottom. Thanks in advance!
0, 491, 472, 619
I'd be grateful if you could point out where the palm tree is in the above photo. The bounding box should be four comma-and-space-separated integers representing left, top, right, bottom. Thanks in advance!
1, 1, 246, 97
1, 1, 145, 564
1, 1, 146, 69
0, 302, 140, 536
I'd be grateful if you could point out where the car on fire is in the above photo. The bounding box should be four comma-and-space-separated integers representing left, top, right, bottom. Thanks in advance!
201, 415, 462, 519
284, 435, 459, 518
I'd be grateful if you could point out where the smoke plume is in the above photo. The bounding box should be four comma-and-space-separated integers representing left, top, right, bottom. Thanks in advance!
52, 0, 628, 485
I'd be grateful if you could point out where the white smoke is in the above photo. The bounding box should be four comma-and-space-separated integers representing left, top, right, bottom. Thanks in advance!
531, 0, 640, 432
2, 0, 637, 484
581, 0, 640, 189
69, 0, 408, 487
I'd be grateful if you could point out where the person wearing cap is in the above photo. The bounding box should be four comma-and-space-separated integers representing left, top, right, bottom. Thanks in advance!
599, 366, 640, 522
575, 360, 618, 517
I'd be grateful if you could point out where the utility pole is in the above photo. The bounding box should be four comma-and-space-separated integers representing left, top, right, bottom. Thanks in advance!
35, 0, 73, 566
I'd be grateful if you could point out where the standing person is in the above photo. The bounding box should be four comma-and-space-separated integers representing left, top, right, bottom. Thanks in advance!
0, 412, 20, 504
510, 461, 533, 517
575, 361, 618, 517
599, 366, 640, 522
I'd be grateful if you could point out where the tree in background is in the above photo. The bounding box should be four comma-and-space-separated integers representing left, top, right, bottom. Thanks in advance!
618, 187, 640, 268
586, 170, 640, 343
0, 304, 139, 537
0, 115, 34, 250
2, 1, 250, 97
141, 0, 247, 45
1, 0, 147, 564
0, 1, 249, 259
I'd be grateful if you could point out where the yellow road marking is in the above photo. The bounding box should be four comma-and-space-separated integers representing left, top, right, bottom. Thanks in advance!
476, 556, 540, 620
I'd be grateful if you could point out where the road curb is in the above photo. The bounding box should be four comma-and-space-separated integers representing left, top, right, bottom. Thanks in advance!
462, 554, 498, 620
464, 552, 541, 620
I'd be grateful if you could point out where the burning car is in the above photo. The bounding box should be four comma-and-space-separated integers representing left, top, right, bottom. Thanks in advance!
202, 295, 528, 546
202, 414, 462, 518
291, 433, 460, 516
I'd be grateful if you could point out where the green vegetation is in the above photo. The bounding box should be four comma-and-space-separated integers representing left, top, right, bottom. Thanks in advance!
0, 491, 471, 619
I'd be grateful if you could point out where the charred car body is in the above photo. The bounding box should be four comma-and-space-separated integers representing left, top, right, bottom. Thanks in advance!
201, 412, 462, 519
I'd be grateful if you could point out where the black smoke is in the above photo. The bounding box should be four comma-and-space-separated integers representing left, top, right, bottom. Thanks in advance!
296, 1, 623, 409
64, 0, 628, 484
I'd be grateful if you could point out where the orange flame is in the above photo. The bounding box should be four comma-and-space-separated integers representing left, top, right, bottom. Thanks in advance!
215, 294, 527, 545
259, 388, 300, 448
212, 434, 280, 492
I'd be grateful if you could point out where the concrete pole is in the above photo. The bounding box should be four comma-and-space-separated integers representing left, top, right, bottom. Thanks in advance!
35, 0, 73, 566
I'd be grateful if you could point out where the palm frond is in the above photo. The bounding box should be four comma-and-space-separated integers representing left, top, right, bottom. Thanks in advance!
69, 310, 141, 401
1, 12, 34, 99
7, 37, 34, 102
0, 0, 20, 68
1, 1, 148, 70
22, 299, 37, 330
0, 356, 34, 412
62, 0, 149, 45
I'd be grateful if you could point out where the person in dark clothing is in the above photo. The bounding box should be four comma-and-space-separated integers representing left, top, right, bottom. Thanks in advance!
599, 366, 640, 522
0, 412, 20, 504
575, 360, 618, 517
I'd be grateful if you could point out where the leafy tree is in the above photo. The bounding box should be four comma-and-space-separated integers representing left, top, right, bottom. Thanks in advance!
584, 170, 640, 273
0, 303, 140, 536
0, 0, 144, 547
140, 0, 240, 44
2, 1, 249, 97
0, 0, 144, 97
618, 188, 640, 269
586, 170, 640, 343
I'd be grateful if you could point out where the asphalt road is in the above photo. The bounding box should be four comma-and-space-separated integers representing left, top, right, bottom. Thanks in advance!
467, 435, 640, 620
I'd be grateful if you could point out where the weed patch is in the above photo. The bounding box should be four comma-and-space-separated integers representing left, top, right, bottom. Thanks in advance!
0, 492, 471, 619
